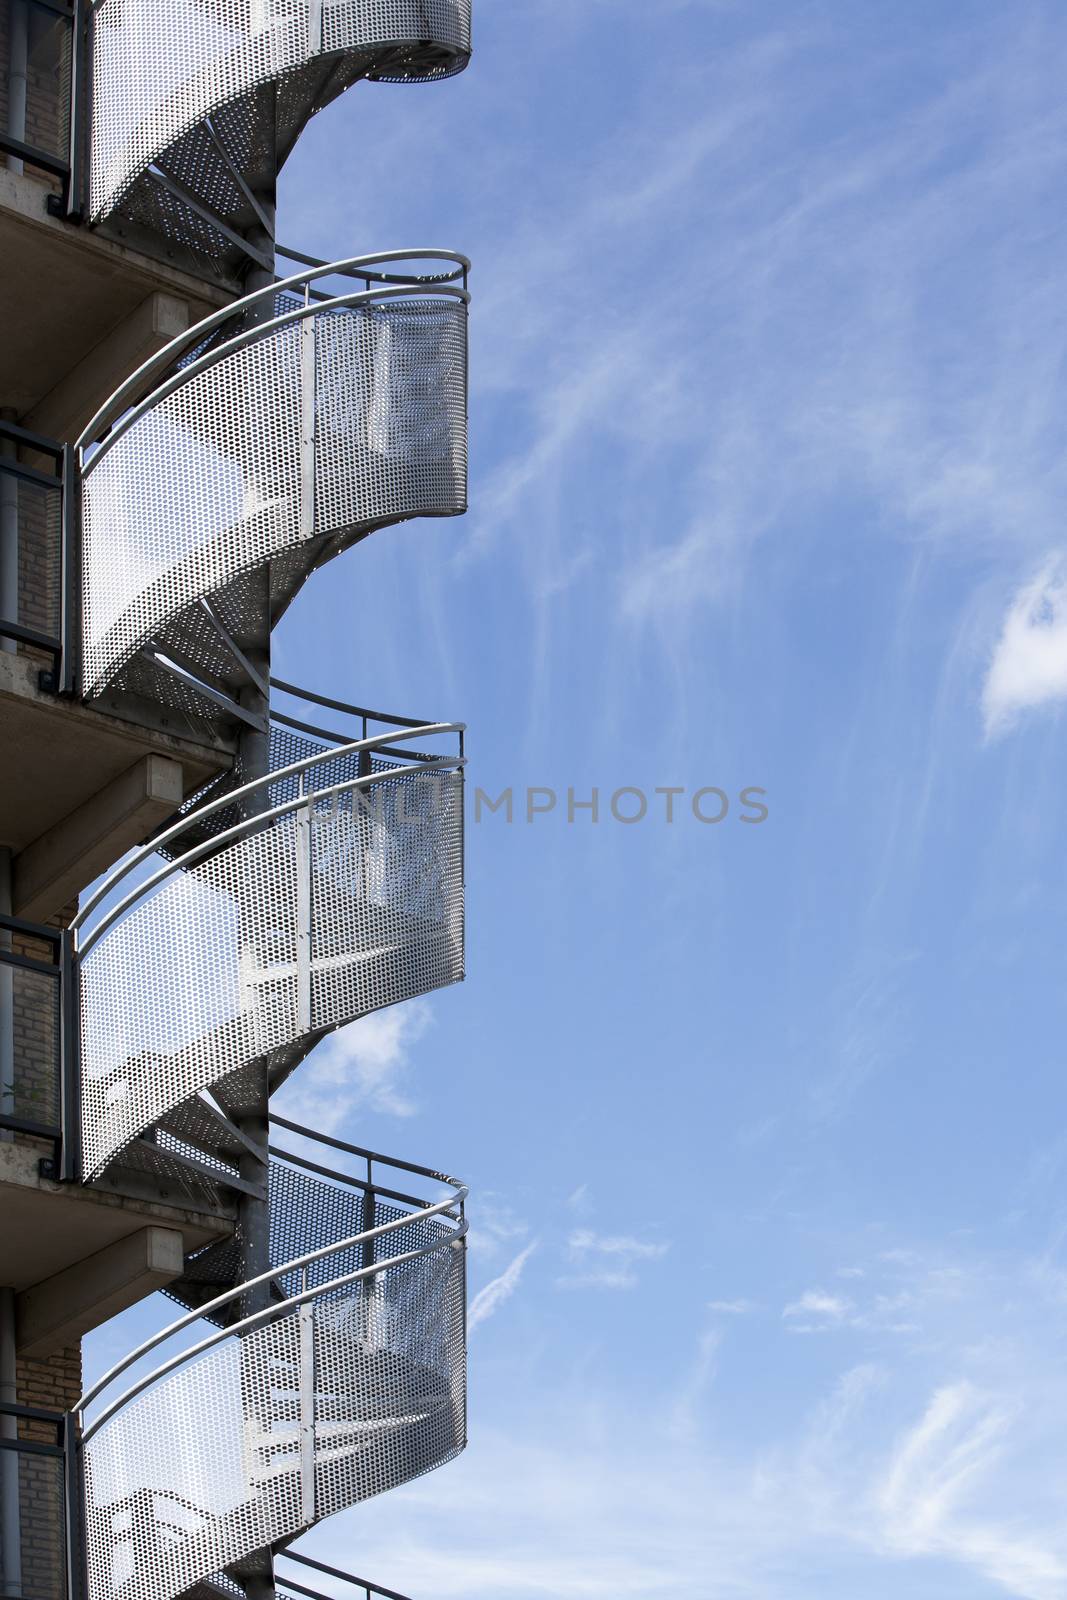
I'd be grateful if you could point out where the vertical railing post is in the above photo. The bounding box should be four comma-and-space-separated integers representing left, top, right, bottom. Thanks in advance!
63, 1412, 86, 1600
297, 1264, 315, 1530
295, 790, 312, 1034
299, 307, 316, 543
59, 929, 79, 1183
362, 1165, 377, 1347
66, 0, 87, 219
58, 444, 78, 696
0, 419, 19, 656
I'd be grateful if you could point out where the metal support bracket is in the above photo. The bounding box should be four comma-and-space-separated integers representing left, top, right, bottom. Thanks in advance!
145, 165, 275, 273
197, 597, 271, 699
141, 643, 270, 732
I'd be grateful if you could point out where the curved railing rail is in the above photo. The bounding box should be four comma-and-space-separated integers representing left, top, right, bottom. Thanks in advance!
192, 1551, 420, 1599
77, 252, 469, 716
76, 1141, 467, 1600
277, 1549, 419, 1600
88, 0, 471, 261
75, 711, 465, 1182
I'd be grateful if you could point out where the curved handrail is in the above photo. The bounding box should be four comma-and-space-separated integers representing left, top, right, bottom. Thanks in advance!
78, 1175, 467, 1441
276, 241, 468, 289
73, 722, 465, 945
278, 1550, 417, 1600
269, 1111, 463, 1191
82, 283, 469, 476
77, 251, 471, 454
270, 677, 438, 734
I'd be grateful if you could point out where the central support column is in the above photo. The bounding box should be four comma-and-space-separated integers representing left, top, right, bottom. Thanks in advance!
233, 107, 280, 1600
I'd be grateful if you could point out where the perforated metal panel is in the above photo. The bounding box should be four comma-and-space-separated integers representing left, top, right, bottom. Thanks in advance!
81, 1231, 466, 1600
80, 297, 467, 705
78, 763, 464, 1180
89, 0, 471, 249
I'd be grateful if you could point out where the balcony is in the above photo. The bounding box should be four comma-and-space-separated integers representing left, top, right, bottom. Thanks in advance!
77, 252, 469, 722
0, 0, 78, 206
75, 1126, 467, 1600
88, 0, 471, 267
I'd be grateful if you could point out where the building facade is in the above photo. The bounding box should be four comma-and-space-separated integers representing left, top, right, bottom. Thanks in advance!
0, 5, 473, 1596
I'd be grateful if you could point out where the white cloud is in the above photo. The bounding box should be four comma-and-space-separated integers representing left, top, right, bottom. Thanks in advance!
782, 1277, 922, 1338
273, 1000, 432, 1133
708, 1298, 756, 1315
556, 1228, 670, 1292
783, 1290, 853, 1326
469, 1242, 538, 1335
983, 561, 1067, 735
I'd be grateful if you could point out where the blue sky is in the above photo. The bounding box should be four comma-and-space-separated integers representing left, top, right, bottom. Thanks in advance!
85, 3, 1067, 1596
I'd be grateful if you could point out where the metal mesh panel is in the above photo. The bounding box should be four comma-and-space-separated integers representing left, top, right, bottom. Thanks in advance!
88, 0, 471, 232
163, 722, 406, 857
168, 1151, 450, 1311
79, 767, 463, 1179
315, 301, 467, 532
82, 1235, 465, 1600
80, 299, 468, 704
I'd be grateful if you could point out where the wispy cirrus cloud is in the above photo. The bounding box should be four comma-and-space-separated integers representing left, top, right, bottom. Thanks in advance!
555, 1228, 670, 1291
302, 1311, 1067, 1600
469, 1242, 538, 1335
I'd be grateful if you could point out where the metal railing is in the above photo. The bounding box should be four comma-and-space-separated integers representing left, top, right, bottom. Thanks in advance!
0, 682, 464, 1193
74, 1143, 467, 1600
73, 711, 465, 1182
0, 1401, 84, 1600
0, 913, 77, 1180
0, 418, 77, 693
277, 1549, 419, 1600
76, 251, 470, 720
0, 0, 84, 215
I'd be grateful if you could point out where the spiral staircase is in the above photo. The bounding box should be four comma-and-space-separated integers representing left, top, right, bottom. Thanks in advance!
0, 0, 479, 1583
75, 1119, 467, 1600
47, 235, 474, 1598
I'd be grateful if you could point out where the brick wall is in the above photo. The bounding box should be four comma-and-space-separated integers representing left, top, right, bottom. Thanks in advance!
11, 1347, 80, 1599
0, 460, 63, 670
17, 475, 62, 666
6, 901, 73, 1142
9, 928, 60, 1129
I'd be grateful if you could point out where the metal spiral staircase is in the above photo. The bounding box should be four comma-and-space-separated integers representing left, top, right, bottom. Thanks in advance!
75, 1124, 467, 1600
87, 0, 471, 270
44, 243, 474, 1598
0, 0, 477, 1584
76, 250, 469, 723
